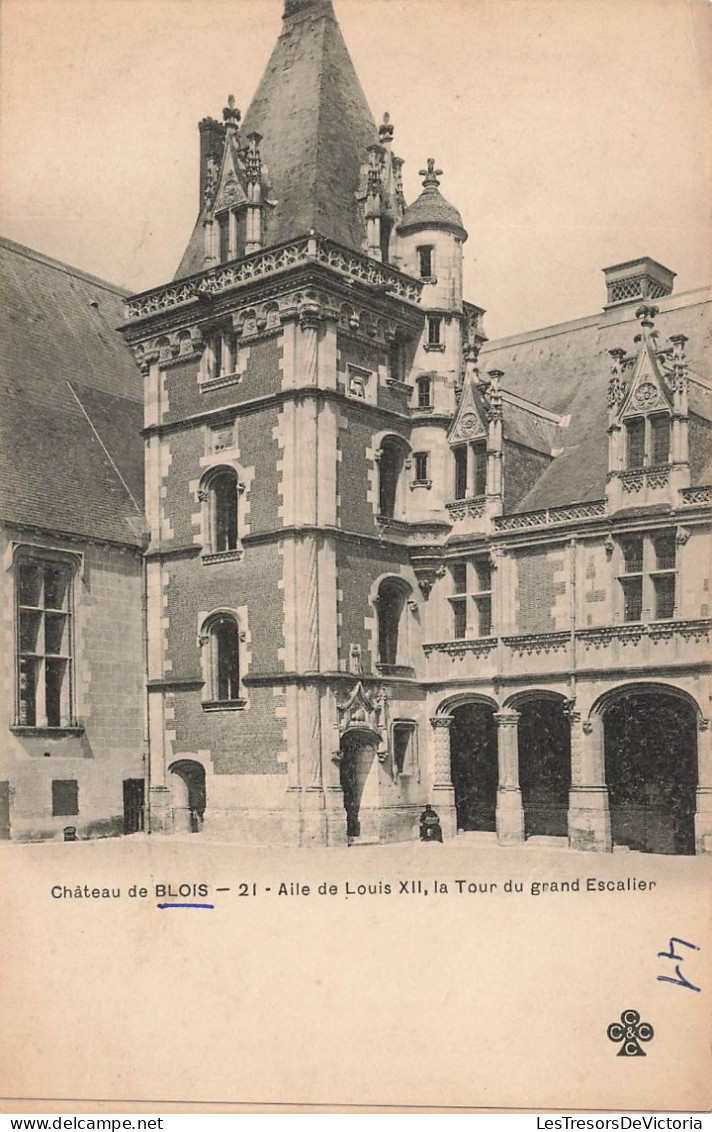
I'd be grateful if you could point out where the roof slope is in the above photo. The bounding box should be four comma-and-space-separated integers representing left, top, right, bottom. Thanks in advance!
480, 288, 712, 511
0, 238, 145, 547
175, 0, 378, 279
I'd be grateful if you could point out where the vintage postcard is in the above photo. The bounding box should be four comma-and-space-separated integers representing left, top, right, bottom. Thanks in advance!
0, 0, 710, 1113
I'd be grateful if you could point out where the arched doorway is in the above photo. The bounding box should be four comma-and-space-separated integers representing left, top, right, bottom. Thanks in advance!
169, 760, 207, 833
516, 697, 571, 838
339, 729, 380, 842
449, 701, 498, 832
602, 689, 698, 855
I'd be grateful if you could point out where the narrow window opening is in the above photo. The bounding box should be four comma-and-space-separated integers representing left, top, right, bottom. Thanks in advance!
417, 246, 433, 278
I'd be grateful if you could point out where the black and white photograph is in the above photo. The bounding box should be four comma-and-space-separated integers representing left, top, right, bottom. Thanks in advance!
0, 0, 710, 1114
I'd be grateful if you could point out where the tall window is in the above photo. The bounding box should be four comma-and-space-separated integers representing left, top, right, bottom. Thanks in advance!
417, 246, 433, 278
618, 532, 676, 622
380, 218, 393, 264
426, 315, 442, 347
413, 452, 430, 483
376, 579, 408, 668
16, 556, 74, 728
452, 440, 487, 499
416, 375, 433, 409
448, 557, 493, 639
454, 446, 468, 500
625, 413, 671, 469
378, 438, 407, 518
205, 615, 240, 704
393, 722, 417, 776
207, 470, 239, 553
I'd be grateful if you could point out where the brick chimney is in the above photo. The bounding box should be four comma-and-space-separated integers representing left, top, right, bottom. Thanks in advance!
603, 257, 675, 309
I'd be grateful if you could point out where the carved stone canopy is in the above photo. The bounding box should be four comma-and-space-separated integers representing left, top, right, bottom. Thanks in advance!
336, 681, 386, 739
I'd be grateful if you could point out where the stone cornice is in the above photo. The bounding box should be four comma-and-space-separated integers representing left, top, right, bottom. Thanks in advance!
123, 234, 424, 327
577, 619, 711, 648
423, 637, 498, 659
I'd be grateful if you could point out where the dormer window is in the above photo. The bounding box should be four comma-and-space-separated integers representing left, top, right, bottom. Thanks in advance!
453, 440, 487, 499
417, 246, 433, 279
215, 208, 246, 263
625, 413, 670, 469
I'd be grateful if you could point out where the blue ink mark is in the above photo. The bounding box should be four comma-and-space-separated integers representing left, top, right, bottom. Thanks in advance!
157, 902, 215, 910
657, 936, 701, 992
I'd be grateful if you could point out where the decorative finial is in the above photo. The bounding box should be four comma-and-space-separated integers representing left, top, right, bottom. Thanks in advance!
419, 158, 443, 190
223, 94, 241, 127
379, 112, 394, 145
633, 303, 659, 345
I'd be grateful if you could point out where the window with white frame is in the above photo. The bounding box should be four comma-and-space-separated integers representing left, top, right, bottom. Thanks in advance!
16, 554, 75, 729
203, 468, 239, 555
376, 579, 411, 669
618, 531, 676, 622
202, 329, 237, 382
202, 614, 242, 706
448, 556, 493, 639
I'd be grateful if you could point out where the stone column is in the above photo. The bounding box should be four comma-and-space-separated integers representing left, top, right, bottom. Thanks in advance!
493, 710, 524, 844
567, 710, 611, 851
430, 715, 457, 838
695, 718, 712, 854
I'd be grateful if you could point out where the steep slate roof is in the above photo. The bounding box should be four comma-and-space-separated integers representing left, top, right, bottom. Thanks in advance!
480, 286, 712, 512
0, 238, 145, 547
175, 0, 379, 279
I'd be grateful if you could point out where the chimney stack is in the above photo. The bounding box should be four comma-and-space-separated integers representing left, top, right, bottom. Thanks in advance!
603, 257, 675, 309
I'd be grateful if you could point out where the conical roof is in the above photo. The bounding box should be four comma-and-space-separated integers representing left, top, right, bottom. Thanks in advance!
398, 160, 467, 240
174, 0, 379, 278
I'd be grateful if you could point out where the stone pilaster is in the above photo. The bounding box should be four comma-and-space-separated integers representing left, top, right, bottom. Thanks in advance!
494, 710, 524, 844
695, 717, 712, 854
430, 715, 456, 838
567, 710, 611, 851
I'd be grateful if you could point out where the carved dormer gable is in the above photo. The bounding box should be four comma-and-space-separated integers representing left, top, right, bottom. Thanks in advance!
448, 372, 487, 445
211, 140, 249, 216
618, 339, 672, 420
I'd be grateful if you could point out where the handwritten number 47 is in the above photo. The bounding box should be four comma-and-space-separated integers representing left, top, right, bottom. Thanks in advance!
657, 937, 701, 993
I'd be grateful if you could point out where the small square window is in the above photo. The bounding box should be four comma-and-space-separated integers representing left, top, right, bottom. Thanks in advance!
52, 779, 78, 817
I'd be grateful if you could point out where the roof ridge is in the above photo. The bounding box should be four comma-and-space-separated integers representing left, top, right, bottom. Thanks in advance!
0, 235, 130, 297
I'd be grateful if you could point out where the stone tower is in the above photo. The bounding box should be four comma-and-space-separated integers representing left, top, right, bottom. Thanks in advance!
121, 0, 472, 844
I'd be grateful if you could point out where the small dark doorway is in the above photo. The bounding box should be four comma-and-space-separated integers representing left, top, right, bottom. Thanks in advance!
169, 760, 207, 833
517, 698, 571, 837
339, 730, 379, 841
0, 782, 10, 840
604, 692, 697, 855
450, 703, 498, 832
123, 778, 145, 835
